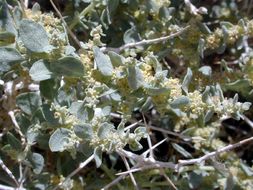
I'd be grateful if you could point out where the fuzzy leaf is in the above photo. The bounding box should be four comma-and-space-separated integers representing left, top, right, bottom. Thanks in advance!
108, 51, 125, 66
29, 60, 53, 81
49, 128, 71, 152
16, 92, 42, 115
170, 96, 190, 108
94, 46, 114, 76
172, 143, 192, 158
50, 56, 85, 77
98, 123, 114, 139
94, 148, 103, 168
29, 153, 44, 174
7, 132, 22, 151
0, 47, 23, 63
198, 66, 212, 77
127, 65, 143, 90
74, 124, 93, 140
182, 68, 192, 94
19, 19, 52, 53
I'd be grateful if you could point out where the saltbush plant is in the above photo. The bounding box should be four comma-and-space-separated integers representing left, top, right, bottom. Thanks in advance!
1, 0, 253, 189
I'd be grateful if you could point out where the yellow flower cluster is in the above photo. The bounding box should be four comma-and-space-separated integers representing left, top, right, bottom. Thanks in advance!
187, 90, 207, 116
205, 29, 223, 49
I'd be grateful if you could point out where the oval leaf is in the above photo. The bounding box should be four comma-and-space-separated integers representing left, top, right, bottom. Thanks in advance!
0, 47, 23, 63
29, 59, 53, 81
49, 128, 71, 152
93, 46, 114, 76
16, 92, 42, 115
19, 19, 52, 53
51, 56, 85, 77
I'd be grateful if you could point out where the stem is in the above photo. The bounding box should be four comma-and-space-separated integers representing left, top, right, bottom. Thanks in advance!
101, 26, 190, 53
53, 154, 94, 190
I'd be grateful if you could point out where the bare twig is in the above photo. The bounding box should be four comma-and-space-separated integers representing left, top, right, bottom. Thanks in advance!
145, 124, 191, 141
8, 111, 26, 145
159, 169, 178, 190
53, 154, 94, 190
241, 114, 253, 129
121, 156, 140, 190
142, 113, 154, 158
101, 26, 190, 53
0, 158, 19, 187
102, 138, 168, 190
124, 120, 142, 131
177, 136, 253, 168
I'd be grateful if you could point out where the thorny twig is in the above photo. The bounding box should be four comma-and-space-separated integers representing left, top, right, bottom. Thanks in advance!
177, 136, 253, 168
101, 26, 190, 53
121, 155, 140, 190
142, 113, 154, 158
0, 158, 19, 187
159, 168, 178, 190
53, 154, 94, 190
116, 136, 253, 175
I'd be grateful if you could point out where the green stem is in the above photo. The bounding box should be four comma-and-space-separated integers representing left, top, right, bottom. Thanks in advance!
69, 2, 95, 30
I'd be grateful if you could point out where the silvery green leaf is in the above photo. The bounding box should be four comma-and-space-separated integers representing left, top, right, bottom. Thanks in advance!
134, 127, 147, 137
224, 173, 234, 190
170, 96, 190, 108
140, 97, 152, 112
7, 132, 22, 151
198, 66, 212, 77
144, 86, 169, 95
29, 60, 53, 81
127, 65, 143, 90
65, 45, 76, 55
204, 110, 214, 123
170, 108, 186, 117
31, 2, 41, 14
198, 22, 211, 34
29, 153, 44, 174
172, 143, 192, 158
74, 124, 93, 140
242, 102, 251, 110
0, 47, 23, 63
94, 148, 103, 168
50, 56, 85, 77
107, 0, 119, 24
93, 46, 114, 76
220, 21, 234, 29
0, 0, 17, 35
40, 79, 59, 100
240, 162, 253, 176
108, 51, 125, 66
19, 19, 53, 53
98, 123, 114, 139
49, 128, 71, 152
182, 68, 192, 94
233, 93, 238, 104
16, 92, 42, 115
197, 38, 205, 58
110, 92, 121, 101
123, 26, 141, 44
129, 139, 143, 151
216, 84, 224, 101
